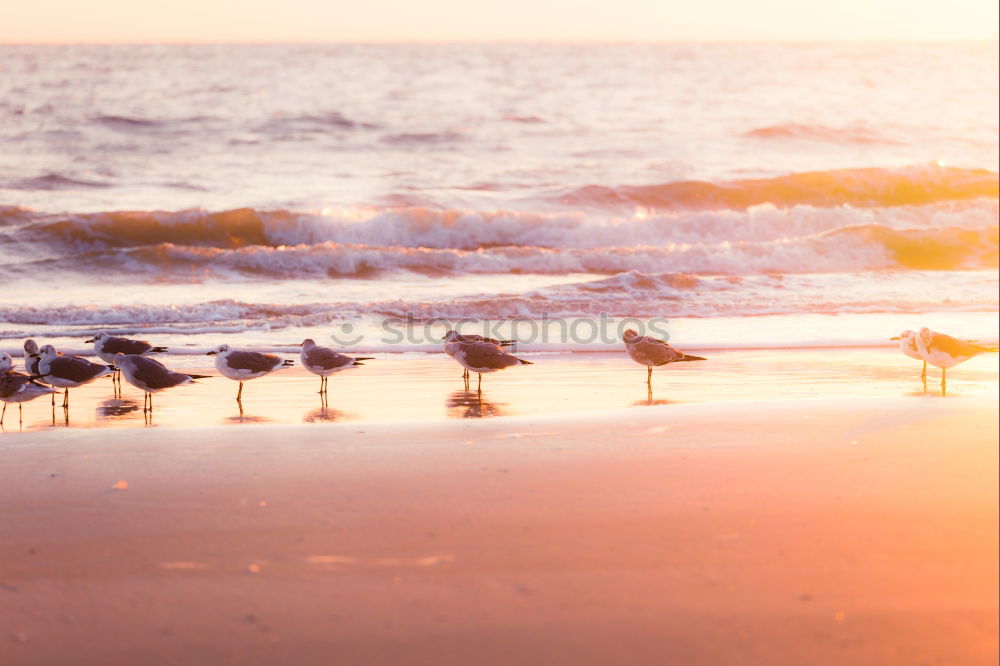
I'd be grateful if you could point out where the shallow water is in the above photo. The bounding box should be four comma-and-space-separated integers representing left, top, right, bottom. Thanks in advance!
2, 349, 996, 434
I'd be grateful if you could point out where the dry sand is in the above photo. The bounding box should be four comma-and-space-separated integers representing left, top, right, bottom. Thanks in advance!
1, 375, 997, 665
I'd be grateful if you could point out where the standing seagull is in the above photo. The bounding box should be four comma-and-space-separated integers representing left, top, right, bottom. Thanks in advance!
1, 356, 56, 424
86, 332, 168, 389
23, 339, 46, 378
913, 327, 998, 389
114, 353, 211, 412
299, 339, 372, 394
207, 344, 294, 401
891, 330, 926, 379
23, 339, 55, 405
623, 329, 706, 387
36, 345, 113, 407
442, 331, 517, 381
451, 340, 532, 392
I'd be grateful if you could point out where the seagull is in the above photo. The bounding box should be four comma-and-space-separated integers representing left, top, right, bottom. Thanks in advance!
23, 339, 55, 404
451, 340, 531, 392
37, 344, 115, 407
913, 327, 998, 388
623, 329, 706, 387
114, 353, 212, 411
299, 339, 372, 394
442, 330, 516, 380
86, 331, 168, 388
207, 344, 294, 401
23, 339, 50, 380
891, 330, 926, 379
1, 358, 56, 424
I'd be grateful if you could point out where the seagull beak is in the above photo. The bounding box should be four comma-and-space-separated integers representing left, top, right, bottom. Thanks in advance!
84, 338, 94, 343
889, 336, 899, 340
206, 351, 217, 356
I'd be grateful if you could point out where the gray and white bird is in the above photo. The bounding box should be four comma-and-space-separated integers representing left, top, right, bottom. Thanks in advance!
913, 327, 998, 387
207, 344, 293, 401
891, 330, 926, 379
450, 339, 532, 392
86, 331, 168, 387
22, 339, 55, 404
1, 355, 56, 424
37, 344, 114, 407
623, 329, 706, 387
22, 339, 50, 382
114, 353, 211, 411
299, 339, 372, 394
442, 330, 517, 381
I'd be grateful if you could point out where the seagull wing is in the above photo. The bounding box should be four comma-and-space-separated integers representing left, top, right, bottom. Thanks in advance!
103, 336, 154, 355
462, 343, 524, 369
633, 336, 685, 366
49, 356, 110, 382
226, 351, 282, 373
130, 355, 189, 390
304, 346, 355, 370
931, 333, 993, 358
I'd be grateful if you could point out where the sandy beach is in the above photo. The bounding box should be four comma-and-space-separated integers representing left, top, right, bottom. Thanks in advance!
1, 350, 997, 665
1, 35, 997, 666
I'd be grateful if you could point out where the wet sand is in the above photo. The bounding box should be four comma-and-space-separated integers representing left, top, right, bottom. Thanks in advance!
0, 348, 997, 431
1, 352, 998, 665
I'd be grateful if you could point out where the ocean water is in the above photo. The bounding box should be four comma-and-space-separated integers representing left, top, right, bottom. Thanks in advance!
0, 43, 997, 353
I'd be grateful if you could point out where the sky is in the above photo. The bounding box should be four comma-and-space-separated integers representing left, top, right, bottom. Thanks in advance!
2, 0, 998, 43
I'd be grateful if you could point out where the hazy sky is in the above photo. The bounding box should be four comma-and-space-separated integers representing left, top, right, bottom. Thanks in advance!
3, 0, 998, 43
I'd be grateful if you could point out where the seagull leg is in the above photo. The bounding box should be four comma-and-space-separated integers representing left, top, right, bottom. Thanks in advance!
18, 403, 23, 425
941, 368, 946, 394
921, 361, 926, 380
63, 389, 69, 408
236, 381, 244, 401
477, 373, 482, 394
148, 393, 153, 412
647, 366, 652, 387
463, 368, 469, 381
1, 403, 6, 424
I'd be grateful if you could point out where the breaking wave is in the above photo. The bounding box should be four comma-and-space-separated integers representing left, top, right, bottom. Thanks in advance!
3, 223, 995, 281
557, 164, 998, 210
1, 166, 995, 282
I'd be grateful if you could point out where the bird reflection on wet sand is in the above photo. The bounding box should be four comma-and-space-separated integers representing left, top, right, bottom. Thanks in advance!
633, 386, 674, 407
446, 390, 506, 419
223, 405, 272, 425
97, 397, 142, 420
303, 406, 348, 423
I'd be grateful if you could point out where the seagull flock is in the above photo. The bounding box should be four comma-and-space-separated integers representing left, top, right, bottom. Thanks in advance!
0, 325, 995, 425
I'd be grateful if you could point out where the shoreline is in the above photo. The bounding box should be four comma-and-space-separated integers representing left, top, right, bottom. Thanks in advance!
0, 348, 996, 433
